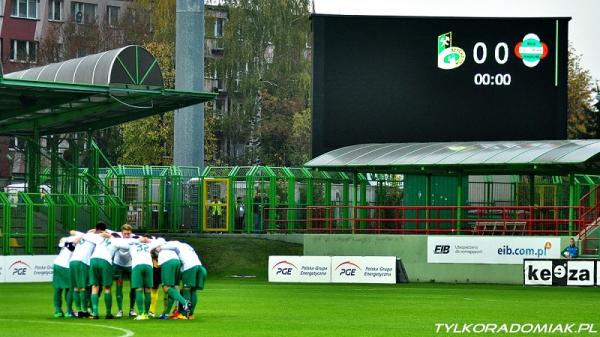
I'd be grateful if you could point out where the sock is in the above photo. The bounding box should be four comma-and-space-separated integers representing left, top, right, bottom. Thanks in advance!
163, 290, 173, 315
163, 291, 172, 314
191, 290, 197, 314
73, 290, 81, 312
91, 293, 99, 316
129, 288, 136, 311
144, 291, 151, 314
149, 288, 158, 313
104, 292, 112, 315
182, 288, 191, 303
168, 287, 187, 307
66, 288, 73, 314
116, 285, 123, 311
53, 288, 62, 313
79, 291, 87, 312
86, 287, 92, 311
135, 291, 144, 314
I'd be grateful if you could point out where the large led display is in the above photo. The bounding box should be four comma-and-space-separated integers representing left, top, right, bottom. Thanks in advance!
312, 15, 569, 156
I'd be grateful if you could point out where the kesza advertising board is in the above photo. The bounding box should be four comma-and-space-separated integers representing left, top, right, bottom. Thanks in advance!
2, 255, 55, 283
523, 259, 598, 286
269, 256, 396, 284
427, 236, 560, 264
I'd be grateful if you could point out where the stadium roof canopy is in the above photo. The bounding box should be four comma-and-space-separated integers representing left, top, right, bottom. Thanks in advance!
305, 140, 600, 175
0, 45, 216, 136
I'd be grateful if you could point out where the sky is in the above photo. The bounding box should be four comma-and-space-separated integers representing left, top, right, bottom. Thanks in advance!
314, 0, 600, 83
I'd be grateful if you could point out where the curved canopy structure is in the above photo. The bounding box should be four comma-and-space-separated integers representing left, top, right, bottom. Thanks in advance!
305, 140, 600, 175
0, 45, 215, 135
4, 45, 164, 88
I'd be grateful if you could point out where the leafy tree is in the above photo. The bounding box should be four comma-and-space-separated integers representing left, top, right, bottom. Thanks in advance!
567, 46, 598, 138
217, 0, 312, 164
289, 108, 311, 165
118, 0, 223, 166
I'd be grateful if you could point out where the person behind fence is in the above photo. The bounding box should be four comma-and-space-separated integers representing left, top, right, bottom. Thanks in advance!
209, 195, 223, 228
562, 238, 579, 259
235, 196, 245, 231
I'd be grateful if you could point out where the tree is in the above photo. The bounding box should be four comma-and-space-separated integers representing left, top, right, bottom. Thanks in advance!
217, 0, 312, 164
567, 46, 598, 138
289, 108, 311, 165
117, 1, 221, 166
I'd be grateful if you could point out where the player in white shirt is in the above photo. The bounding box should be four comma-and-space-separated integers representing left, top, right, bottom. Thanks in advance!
69, 223, 107, 318
113, 235, 165, 320
161, 240, 207, 319
112, 224, 137, 318
85, 230, 129, 319
52, 235, 79, 318
155, 241, 190, 320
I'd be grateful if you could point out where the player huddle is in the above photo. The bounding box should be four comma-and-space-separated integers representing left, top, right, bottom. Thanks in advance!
52, 222, 207, 320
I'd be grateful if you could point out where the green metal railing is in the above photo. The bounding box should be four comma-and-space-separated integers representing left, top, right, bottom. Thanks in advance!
4, 164, 600, 255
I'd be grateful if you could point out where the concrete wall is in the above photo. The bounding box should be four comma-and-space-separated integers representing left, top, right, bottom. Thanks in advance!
304, 234, 572, 284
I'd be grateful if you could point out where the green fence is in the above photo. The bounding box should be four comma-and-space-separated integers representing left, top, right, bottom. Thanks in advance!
0, 192, 124, 255
3, 166, 600, 255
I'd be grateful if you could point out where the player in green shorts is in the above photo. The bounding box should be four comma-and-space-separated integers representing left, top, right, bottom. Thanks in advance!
69, 224, 108, 318
86, 231, 125, 319
161, 240, 206, 319
155, 245, 189, 320
113, 224, 137, 317
114, 235, 165, 320
52, 235, 79, 317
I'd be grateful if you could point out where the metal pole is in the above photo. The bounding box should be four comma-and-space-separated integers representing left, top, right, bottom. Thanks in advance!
26, 125, 40, 193
456, 173, 463, 234
174, 0, 205, 169
425, 174, 431, 232
568, 173, 575, 236
352, 173, 357, 234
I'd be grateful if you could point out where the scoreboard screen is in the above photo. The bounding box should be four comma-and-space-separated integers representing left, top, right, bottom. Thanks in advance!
312, 15, 569, 157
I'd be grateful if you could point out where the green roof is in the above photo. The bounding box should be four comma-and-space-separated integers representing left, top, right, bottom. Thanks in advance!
0, 46, 216, 135
305, 141, 600, 175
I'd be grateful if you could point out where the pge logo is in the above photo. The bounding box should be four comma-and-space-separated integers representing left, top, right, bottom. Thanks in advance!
335, 261, 362, 276
272, 260, 297, 276
434, 245, 450, 254
9, 260, 31, 276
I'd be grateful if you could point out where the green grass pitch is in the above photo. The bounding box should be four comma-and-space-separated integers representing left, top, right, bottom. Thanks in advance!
1, 279, 599, 337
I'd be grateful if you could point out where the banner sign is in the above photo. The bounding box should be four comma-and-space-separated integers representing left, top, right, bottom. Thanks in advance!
427, 236, 560, 264
3, 255, 55, 283
523, 259, 597, 286
0, 256, 5, 283
268, 256, 331, 283
331, 256, 396, 284
268, 256, 397, 284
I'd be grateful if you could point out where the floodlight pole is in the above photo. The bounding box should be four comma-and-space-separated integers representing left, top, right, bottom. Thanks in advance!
174, 0, 205, 169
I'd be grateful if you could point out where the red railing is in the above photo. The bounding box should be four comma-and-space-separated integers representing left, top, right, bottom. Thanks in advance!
263, 205, 584, 236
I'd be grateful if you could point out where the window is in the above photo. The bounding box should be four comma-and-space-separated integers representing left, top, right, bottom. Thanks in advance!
0, 0, 4, 17
71, 1, 96, 24
107, 5, 119, 27
11, 0, 39, 19
47, 0, 62, 21
9, 40, 37, 63
214, 17, 224, 37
